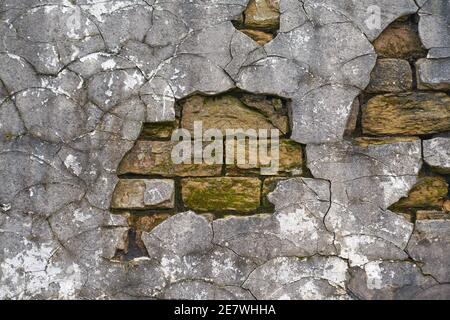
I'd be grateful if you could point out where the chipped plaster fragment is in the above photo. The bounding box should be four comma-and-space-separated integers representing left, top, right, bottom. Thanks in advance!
365, 261, 384, 290
0, 239, 82, 299
1, 203, 11, 212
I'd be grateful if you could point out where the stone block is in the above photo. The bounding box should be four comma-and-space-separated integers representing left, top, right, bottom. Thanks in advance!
373, 22, 426, 59
424, 137, 450, 174
366, 59, 412, 93
181, 177, 261, 213
243, 0, 280, 31
111, 179, 175, 209
416, 58, 450, 91
362, 92, 450, 136
391, 177, 448, 210
180, 95, 287, 135
226, 139, 303, 176
118, 141, 222, 177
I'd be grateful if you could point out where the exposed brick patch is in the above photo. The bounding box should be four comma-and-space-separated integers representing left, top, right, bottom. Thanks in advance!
112, 92, 304, 222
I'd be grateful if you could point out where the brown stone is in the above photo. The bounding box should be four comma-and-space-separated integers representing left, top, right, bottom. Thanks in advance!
118, 140, 222, 177
373, 22, 426, 60
395, 16, 411, 23
140, 122, 178, 139
128, 214, 171, 232
226, 139, 303, 176
444, 200, 450, 213
399, 213, 414, 223
416, 211, 450, 220
239, 94, 289, 134
362, 92, 450, 136
181, 177, 261, 213
344, 98, 360, 137
354, 137, 419, 148
111, 179, 175, 210
392, 177, 448, 210
200, 213, 216, 222
240, 29, 273, 45
127, 214, 171, 251
181, 95, 286, 135
244, 0, 280, 31
366, 59, 413, 93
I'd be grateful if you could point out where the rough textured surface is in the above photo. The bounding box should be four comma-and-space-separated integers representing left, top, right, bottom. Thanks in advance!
416, 58, 450, 90
1, 0, 450, 300
373, 21, 426, 59
244, 0, 280, 31
407, 220, 450, 283
307, 138, 421, 267
118, 141, 222, 177
111, 179, 175, 210
226, 139, 303, 176
391, 177, 449, 211
181, 95, 287, 135
362, 93, 450, 136
366, 59, 413, 93
214, 178, 336, 262
416, 211, 450, 220
423, 137, 450, 174
418, 0, 450, 59
182, 178, 261, 213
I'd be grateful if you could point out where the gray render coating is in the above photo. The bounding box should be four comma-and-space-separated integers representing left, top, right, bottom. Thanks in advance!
0, 0, 449, 299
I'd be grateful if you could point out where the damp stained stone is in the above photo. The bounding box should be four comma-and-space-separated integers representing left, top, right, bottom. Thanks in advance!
391, 177, 449, 211
362, 92, 450, 136
373, 20, 427, 60
181, 177, 261, 213
366, 59, 413, 93
140, 122, 180, 140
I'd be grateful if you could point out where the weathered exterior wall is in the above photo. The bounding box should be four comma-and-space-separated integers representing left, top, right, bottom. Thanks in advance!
0, 0, 449, 300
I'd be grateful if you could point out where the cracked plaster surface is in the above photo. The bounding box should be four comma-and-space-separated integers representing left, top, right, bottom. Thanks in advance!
0, 0, 449, 299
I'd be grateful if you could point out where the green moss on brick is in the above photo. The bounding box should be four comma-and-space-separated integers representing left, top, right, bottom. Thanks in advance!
181, 177, 261, 213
